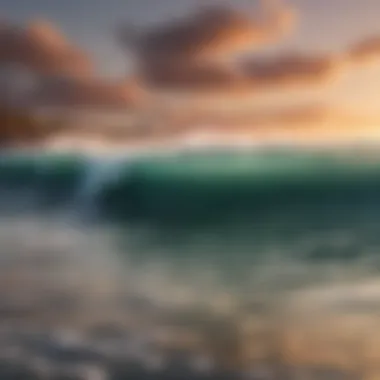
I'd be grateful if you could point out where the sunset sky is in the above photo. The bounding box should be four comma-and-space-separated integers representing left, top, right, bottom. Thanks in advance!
1, 0, 380, 123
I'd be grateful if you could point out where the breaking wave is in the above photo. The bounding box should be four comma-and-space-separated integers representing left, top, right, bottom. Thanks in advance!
2, 147, 380, 378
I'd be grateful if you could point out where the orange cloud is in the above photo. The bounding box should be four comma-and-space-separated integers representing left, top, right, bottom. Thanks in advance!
139, 60, 244, 91
0, 20, 93, 78
349, 35, 380, 63
121, 2, 296, 62
242, 53, 344, 88
119, 2, 354, 94
136, 52, 344, 93
119, 2, 380, 96
0, 19, 144, 109
30, 76, 144, 109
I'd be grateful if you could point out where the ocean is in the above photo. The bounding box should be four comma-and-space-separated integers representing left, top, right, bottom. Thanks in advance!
1, 146, 380, 379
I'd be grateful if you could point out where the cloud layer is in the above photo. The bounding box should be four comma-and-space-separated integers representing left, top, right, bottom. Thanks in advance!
139, 52, 344, 93
121, 2, 296, 62
118, 1, 380, 95
131, 37, 380, 94
0, 20, 143, 109
1, 1, 380, 111
0, 20, 93, 78
30, 76, 145, 109
242, 53, 343, 88
349, 36, 380, 63
138, 60, 242, 91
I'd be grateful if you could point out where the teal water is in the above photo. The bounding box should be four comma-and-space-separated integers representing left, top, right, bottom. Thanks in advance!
2, 149, 380, 248
2, 148, 380, 374
2, 149, 380, 224
2, 148, 380, 287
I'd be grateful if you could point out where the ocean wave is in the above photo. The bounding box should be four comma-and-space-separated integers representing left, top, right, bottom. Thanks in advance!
2, 150, 380, 377
1, 149, 380, 226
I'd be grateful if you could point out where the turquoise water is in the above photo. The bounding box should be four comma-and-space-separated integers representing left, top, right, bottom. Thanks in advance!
2, 149, 380, 246
3, 148, 380, 293
2, 148, 380, 375
3, 149, 380, 268
2, 149, 380, 223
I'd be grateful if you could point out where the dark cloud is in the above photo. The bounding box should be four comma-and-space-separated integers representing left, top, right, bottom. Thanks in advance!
30, 76, 144, 109
117, 1, 351, 94
120, 2, 296, 62
349, 35, 380, 63
0, 20, 93, 77
2, 4, 380, 110
118, 2, 380, 95
138, 60, 244, 91
136, 52, 343, 93
0, 19, 144, 109
242, 53, 343, 88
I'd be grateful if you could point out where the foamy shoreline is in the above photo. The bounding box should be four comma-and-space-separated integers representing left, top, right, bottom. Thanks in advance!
3, 129, 380, 160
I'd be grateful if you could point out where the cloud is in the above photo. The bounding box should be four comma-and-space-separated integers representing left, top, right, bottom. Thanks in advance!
0, 20, 93, 78
242, 53, 344, 88
118, 2, 380, 96
0, 19, 144, 109
30, 76, 145, 109
348, 36, 380, 63
120, 2, 296, 62
138, 60, 244, 91
136, 52, 344, 93
117, 1, 352, 94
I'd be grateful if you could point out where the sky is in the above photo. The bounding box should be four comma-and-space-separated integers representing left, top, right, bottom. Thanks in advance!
1, 0, 380, 120
3, 0, 380, 73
